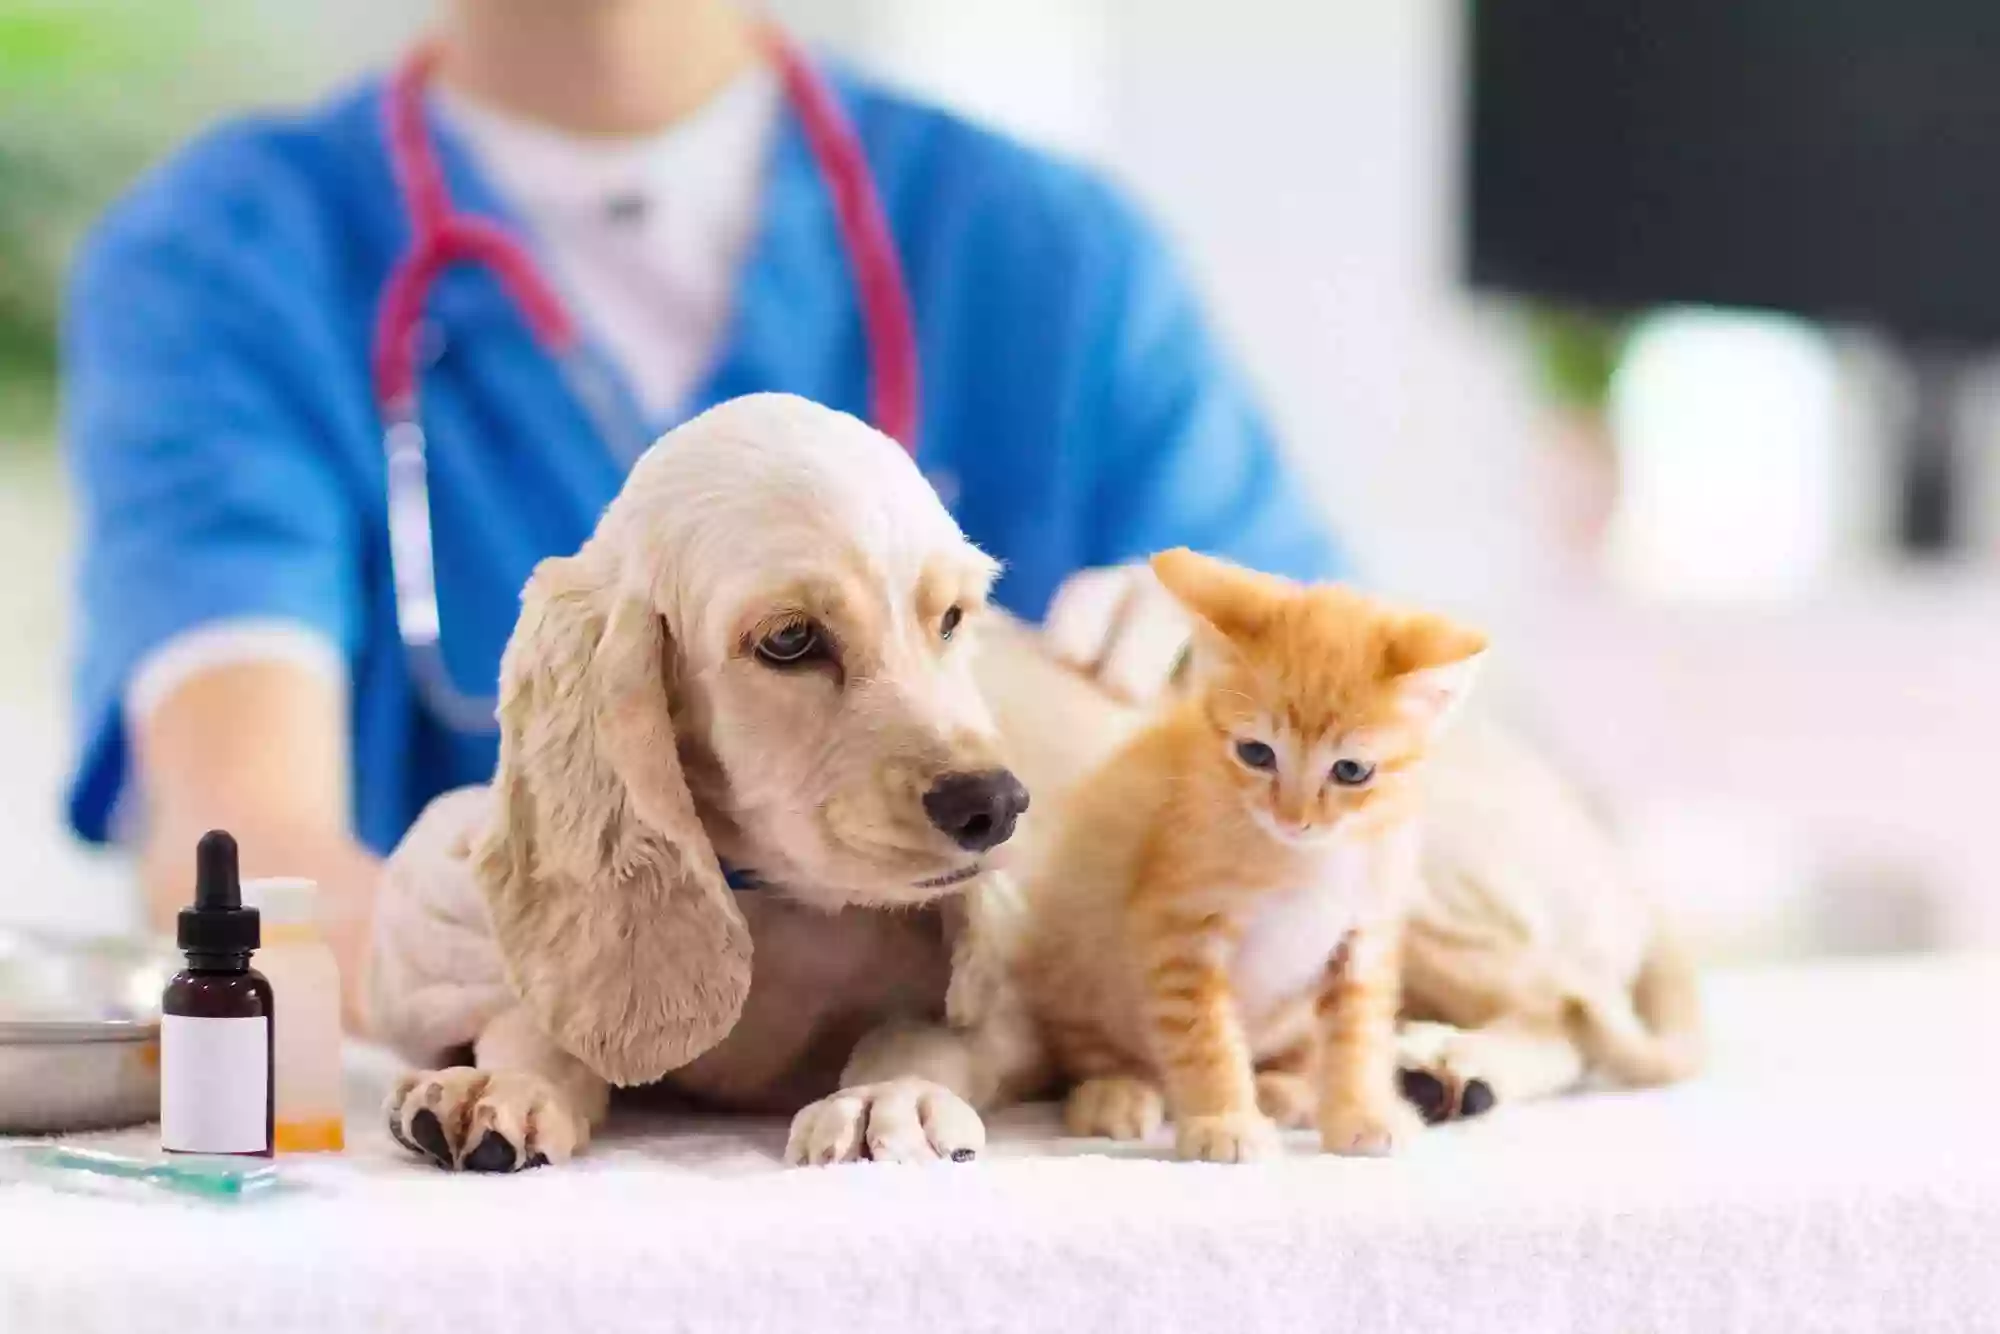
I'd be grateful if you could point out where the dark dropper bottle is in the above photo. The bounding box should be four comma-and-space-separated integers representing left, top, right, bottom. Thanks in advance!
161, 830, 276, 1157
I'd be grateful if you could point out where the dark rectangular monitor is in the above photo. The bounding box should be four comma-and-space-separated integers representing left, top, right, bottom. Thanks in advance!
1465, 1, 2000, 346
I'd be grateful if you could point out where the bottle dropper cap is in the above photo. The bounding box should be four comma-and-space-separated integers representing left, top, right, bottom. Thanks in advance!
178, 830, 261, 956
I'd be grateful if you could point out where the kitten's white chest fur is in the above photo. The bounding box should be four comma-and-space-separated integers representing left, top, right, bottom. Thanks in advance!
1229, 828, 1411, 1020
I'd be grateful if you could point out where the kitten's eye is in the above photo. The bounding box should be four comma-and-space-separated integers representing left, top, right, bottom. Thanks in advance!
1234, 739, 1278, 771
1330, 759, 1375, 786
755, 618, 828, 668
940, 605, 963, 641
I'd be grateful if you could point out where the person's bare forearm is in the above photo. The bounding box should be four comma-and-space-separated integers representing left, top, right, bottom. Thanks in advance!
133, 658, 380, 1032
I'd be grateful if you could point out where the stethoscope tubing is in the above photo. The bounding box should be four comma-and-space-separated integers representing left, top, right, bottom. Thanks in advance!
371, 32, 919, 733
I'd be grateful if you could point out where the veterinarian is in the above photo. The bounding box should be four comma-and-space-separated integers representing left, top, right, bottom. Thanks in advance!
61, 0, 1340, 1020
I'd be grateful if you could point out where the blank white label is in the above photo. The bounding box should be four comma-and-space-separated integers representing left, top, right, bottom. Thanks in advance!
160, 1015, 269, 1154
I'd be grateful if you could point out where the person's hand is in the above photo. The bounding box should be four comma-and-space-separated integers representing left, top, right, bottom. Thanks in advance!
1042, 564, 1193, 704
133, 656, 383, 1037
308, 840, 386, 1038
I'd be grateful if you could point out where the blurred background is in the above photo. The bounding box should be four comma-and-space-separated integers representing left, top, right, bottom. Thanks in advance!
4, 0, 1996, 964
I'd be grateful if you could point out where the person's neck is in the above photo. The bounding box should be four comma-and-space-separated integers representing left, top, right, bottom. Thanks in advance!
435, 0, 761, 137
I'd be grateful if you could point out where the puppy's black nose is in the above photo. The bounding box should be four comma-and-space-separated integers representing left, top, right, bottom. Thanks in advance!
923, 769, 1030, 852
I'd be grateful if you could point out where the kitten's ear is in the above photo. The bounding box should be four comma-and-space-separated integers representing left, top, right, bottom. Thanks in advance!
1149, 548, 1288, 645
1385, 613, 1488, 734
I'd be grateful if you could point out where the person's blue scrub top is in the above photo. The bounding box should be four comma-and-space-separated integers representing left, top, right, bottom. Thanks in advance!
63, 61, 1341, 856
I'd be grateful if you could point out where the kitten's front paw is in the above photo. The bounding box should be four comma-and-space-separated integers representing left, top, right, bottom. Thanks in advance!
1175, 1111, 1282, 1164
1318, 1098, 1424, 1157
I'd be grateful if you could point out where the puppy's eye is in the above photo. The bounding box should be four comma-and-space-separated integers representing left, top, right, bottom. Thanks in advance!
940, 605, 963, 641
1330, 759, 1375, 786
1234, 739, 1277, 771
755, 618, 828, 668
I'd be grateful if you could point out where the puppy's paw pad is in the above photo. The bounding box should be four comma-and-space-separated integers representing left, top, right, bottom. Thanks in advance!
407, 1107, 452, 1166
1396, 1022, 1503, 1123
785, 1078, 986, 1167
461, 1129, 518, 1174
1397, 1067, 1454, 1125
1396, 1029, 1505, 1125
385, 1068, 484, 1169
1064, 1077, 1165, 1141
1254, 1071, 1317, 1129
385, 1067, 580, 1172
1175, 1112, 1282, 1164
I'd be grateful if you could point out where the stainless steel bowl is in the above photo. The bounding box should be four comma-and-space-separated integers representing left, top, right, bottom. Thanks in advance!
0, 1020, 160, 1134
0, 929, 174, 1134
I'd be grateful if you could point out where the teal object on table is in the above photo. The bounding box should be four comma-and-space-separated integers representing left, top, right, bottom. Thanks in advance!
6, 1144, 280, 1200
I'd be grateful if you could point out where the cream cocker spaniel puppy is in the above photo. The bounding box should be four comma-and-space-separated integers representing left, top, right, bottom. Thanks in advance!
370, 393, 1044, 1170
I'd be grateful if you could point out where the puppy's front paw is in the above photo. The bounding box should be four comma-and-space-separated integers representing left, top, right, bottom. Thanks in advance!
1395, 1020, 1500, 1124
1064, 1076, 1165, 1141
1318, 1096, 1424, 1157
386, 1067, 585, 1172
1174, 1111, 1282, 1164
785, 1078, 985, 1166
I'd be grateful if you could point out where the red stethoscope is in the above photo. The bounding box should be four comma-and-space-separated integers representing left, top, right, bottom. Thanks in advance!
372, 34, 919, 733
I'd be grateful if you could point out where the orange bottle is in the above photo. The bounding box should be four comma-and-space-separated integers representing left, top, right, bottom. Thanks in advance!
239, 878, 345, 1153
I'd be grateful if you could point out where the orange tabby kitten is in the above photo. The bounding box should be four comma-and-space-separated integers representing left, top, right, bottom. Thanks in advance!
1015, 549, 1486, 1162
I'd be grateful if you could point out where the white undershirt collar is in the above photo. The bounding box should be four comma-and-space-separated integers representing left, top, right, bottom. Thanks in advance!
430, 64, 781, 422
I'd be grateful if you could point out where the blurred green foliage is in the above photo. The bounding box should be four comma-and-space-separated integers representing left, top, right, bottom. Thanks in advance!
1522, 304, 1635, 414
0, 1, 291, 442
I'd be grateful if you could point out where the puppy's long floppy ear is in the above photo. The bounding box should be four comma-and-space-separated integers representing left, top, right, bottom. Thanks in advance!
472, 554, 752, 1087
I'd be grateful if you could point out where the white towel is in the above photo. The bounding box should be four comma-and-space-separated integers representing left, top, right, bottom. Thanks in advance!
3, 955, 1996, 1334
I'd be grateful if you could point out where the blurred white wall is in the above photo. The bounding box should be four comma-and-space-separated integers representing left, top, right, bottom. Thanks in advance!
781, 0, 1547, 612
0, 452, 131, 938
1101, 1, 1546, 611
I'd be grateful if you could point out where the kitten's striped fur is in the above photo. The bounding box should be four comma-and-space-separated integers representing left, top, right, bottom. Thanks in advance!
1015, 550, 1485, 1161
